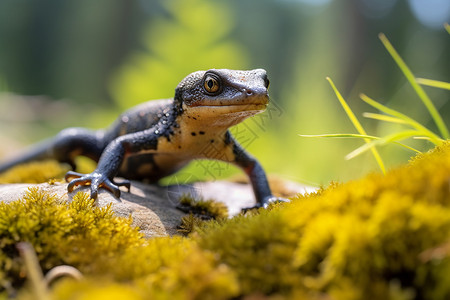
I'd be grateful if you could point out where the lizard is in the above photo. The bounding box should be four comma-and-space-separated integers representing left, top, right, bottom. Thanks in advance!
0, 69, 286, 209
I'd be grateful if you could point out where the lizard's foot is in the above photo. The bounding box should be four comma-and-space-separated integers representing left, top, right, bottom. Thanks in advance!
65, 171, 131, 200
242, 195, 290, 212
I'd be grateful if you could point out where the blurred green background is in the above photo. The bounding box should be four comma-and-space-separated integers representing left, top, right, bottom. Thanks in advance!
0, 0, 448, 186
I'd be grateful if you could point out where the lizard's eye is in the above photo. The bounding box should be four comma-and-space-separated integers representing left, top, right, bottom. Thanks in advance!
204, 75, 221, 94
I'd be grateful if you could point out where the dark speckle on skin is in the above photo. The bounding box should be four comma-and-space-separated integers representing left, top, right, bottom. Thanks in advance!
199, 131, 205, 135
191, 132, 196, 136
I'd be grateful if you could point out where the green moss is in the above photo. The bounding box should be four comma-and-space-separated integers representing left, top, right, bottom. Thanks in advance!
2, 142, 450, 299
0, 160, 69, 184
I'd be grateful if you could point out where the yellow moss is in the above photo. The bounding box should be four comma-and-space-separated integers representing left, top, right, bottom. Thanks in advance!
49, 237, 239, 300
195, 141, 450, 298
18, 280, 143, 300
0, 188, 238, 299
290, 142, 450, 298
0, 160, 69, 184
0, 188, 144, 292
196, 208, 301, 295
178, 213, 207, 235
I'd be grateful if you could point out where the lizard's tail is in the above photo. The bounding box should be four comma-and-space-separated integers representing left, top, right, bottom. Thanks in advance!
0, 128, 107, 174
0, 139, 56, 174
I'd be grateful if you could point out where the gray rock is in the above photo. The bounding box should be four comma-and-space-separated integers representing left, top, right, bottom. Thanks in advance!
0, 179, 315, 237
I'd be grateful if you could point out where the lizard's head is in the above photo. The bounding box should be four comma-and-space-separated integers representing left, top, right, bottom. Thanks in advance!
175, 69, 269, 126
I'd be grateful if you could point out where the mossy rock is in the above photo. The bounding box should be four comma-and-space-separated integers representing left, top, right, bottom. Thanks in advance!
1, 142, 450, 299
0, 160, 311, 240
0, 182, 184, 238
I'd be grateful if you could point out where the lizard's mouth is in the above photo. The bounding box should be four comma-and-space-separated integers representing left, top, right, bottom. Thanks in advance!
182, 102, 267, 127
200, 103, 268, 110
189, 103, 268, 117
187, 90, 269, 109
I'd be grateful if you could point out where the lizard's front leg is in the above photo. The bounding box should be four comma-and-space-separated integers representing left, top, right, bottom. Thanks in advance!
230, 137, 289, 209
65, 129, 159, 199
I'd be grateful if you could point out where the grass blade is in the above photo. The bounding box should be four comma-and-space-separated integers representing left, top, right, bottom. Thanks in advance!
299, 133, 380, 139
446, 23, 450, 35
363, 113, 408, 124
326, 78, 366, 134
379, 33, 449, 139
413, 136, 432, 141
416, 78, 450, 90
327, 77, 386, 173
300, 133, 420, 153
383, 130, 424, 144
360, 93, 443, 145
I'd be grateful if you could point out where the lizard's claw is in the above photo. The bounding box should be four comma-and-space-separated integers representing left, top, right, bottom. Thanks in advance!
65, 171, 130, 200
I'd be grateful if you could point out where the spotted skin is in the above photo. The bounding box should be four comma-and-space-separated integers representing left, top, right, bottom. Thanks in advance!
0, 69, 287, 209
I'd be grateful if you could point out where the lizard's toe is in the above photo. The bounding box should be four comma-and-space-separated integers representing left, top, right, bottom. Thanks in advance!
65, 171, 85, 182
